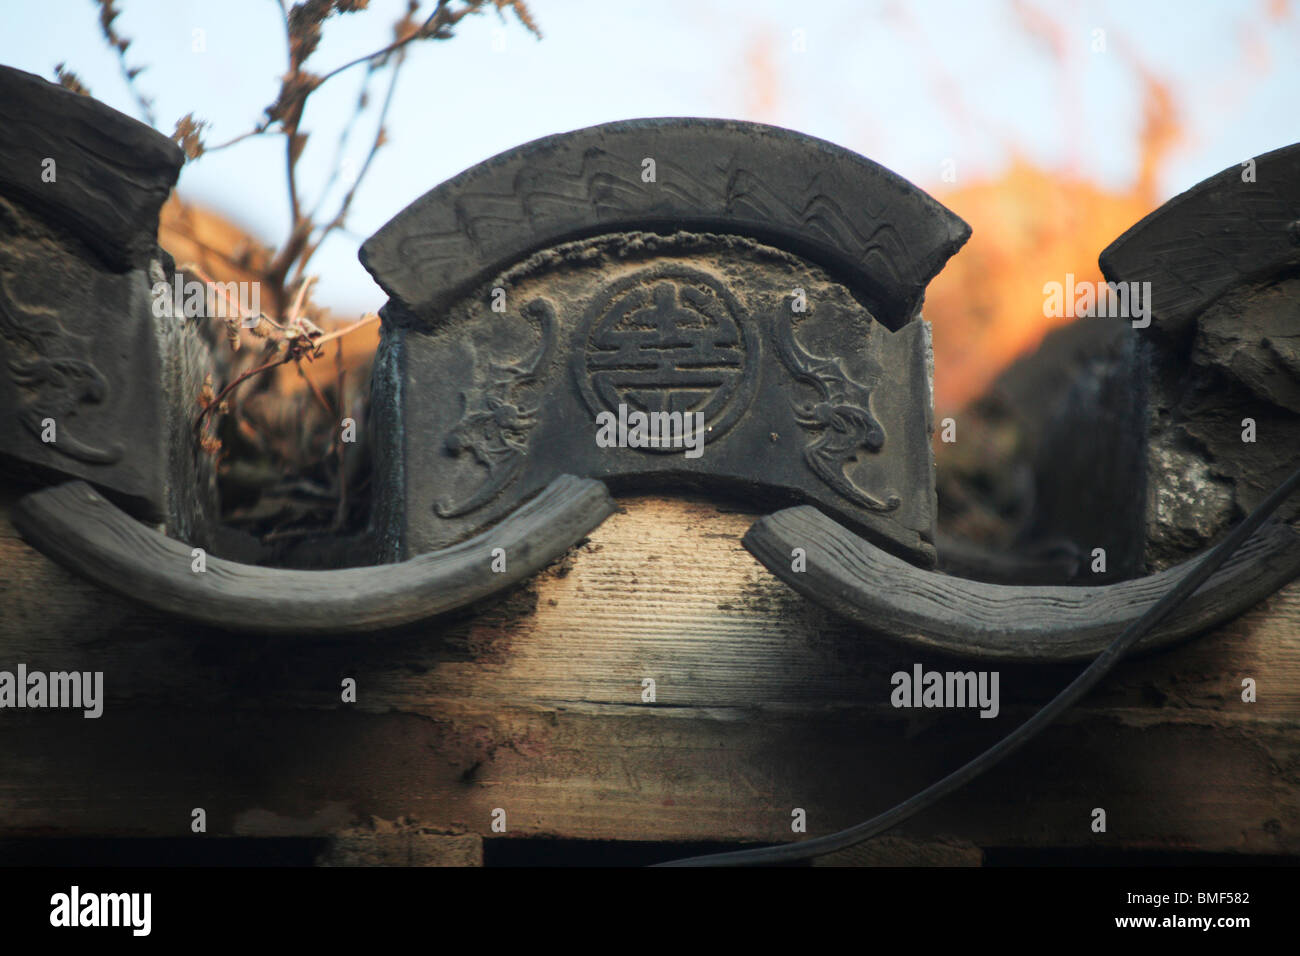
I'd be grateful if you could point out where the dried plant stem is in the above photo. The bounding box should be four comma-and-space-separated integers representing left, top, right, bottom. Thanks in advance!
296, 362, 333, 416
286, 274, 317, 324
314, 1, 455, 87
294, 49, 406, 286
311, 312, 380, 350
192, 312, 379, 436
333, 339, 348, 530
194, 353, 291, 435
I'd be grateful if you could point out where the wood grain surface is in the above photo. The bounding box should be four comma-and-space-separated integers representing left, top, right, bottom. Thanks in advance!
1, 491, 1296, 861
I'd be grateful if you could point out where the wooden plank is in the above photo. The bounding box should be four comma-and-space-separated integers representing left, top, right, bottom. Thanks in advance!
0, 704, 1294, 854
9, 477, 614, 633
317, 826, 482, 867
1, 493, 1297, 856
813, 837, 983, 866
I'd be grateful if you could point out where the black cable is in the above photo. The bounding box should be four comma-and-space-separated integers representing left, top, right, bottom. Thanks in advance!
657, 463, 1300, 867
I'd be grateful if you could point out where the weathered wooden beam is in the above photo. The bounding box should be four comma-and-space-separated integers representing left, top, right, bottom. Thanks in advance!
2, 495, 1296, 856
813, 837, 983, 867
0, 701, 1294, 854
317, 827, 482, 867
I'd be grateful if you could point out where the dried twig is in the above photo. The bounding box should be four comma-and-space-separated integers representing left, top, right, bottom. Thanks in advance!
84, 0, 541, 536
192, 312, 378, 437
94, 0, 157, 126
294, 46, 405, 285
332, 339, 348, 530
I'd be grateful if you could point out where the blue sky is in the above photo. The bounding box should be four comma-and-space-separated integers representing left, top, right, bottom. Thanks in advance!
2, 0, 1297, 313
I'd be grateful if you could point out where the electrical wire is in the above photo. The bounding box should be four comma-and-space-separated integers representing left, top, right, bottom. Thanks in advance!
657, 463, 1300, 866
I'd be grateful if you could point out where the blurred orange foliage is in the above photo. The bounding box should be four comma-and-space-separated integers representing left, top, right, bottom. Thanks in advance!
925, 68, 1181, 414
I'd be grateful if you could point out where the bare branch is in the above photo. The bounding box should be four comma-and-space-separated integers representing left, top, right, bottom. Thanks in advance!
294, 46, 405, 282
94, 0, 157, 125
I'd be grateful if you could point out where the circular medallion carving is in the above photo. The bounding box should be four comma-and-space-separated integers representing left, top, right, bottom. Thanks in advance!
572, 264, 758, 451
